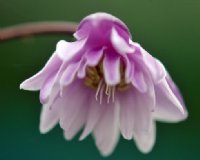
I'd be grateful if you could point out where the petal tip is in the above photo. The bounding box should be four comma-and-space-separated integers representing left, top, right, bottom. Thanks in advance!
39, 124, 49, 134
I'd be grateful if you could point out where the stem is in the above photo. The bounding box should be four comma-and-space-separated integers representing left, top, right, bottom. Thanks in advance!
0, 21, 78, 41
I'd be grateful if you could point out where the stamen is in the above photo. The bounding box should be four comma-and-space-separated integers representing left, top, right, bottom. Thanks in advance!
106, 86, 111, 103
99, 83, 105, 104
105, 85, 110, 95
95, 79, 103, 101
112, 86, 115, 102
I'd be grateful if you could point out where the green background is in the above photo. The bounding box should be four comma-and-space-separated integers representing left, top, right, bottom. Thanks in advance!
0, 0, 199, 159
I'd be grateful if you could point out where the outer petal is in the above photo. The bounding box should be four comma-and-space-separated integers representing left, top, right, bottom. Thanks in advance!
130, 88, 155, 153
79, 95, 105, 140
131, 70, 148, 93
63, 107, 87, 140
93, 101, 120, 156
153, 77, 188, 122
39, 86, 60, 134
40, 103, 59, 134
103, 53, 120, 86
39, 73, 57, 104
58, 80, 90, 139
56, 38, 87, 61
20, 53, 62, 91
132, 43, 166, 83
118, 90, 135, 140
133, 121, 156, 153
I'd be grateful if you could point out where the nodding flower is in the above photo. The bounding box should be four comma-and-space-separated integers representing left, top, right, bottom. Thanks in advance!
20, 12, 188, 156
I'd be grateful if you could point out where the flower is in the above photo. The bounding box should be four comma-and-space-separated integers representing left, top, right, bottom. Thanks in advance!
20, 12, 188, 156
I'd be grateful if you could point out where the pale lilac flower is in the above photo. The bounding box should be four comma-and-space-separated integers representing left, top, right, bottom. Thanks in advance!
20, 12, 188, 156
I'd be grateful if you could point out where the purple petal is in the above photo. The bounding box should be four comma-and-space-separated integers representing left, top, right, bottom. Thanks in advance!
56, 38, 87, 61
20, 53, 62, 91
85, 48, 104, 66
103, 53, 120, 86
111, 28, 135, 55
93, 101, 120, 156
153, 77, 188, 122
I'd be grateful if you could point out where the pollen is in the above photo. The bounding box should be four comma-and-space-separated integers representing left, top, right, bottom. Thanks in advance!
84, 61, 131, 91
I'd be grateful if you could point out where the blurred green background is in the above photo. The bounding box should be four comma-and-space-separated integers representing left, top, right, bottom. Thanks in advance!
0, 0, 199, 159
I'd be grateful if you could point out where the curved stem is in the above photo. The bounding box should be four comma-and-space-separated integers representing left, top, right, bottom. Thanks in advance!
0, 21, 78, 41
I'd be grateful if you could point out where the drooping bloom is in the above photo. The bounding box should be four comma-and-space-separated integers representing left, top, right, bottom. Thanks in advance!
20, 12, 188, 156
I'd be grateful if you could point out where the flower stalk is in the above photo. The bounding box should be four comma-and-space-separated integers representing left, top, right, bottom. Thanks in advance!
0, 21, 77, 41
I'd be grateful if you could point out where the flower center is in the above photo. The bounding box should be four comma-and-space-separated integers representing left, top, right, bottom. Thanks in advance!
84, 61, 131, 103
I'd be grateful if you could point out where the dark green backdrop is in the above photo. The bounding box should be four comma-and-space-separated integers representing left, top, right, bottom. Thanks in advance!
0, 0, 199, 159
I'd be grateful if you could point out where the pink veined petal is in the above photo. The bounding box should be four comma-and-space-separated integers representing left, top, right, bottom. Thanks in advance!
103, 53, 120, 86
85, 48, 104, 66
133, 121, 156, 153
118, 90, 135, 140
20, 53, 62, 91
153, 77, 188, 122
93, 101, 120, 156
111, 28, 135, 54
59, 62, 79, 87
56, 38, 87, 61
58, 80, 90, 139
79, 95, 106, 140
39, 86, 60, 134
